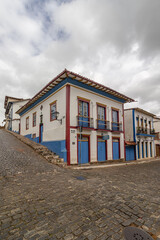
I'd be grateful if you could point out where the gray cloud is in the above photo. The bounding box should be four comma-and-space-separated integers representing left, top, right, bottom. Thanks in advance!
1, 0, 160, 124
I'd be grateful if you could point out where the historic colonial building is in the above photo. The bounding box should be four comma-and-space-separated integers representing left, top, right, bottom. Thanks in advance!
124, 108, 155, 161
17, 69, 134, 165
4, 96, 29, 133
153, 116, 160, 157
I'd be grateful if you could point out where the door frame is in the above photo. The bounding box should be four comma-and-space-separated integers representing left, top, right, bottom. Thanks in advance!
39, 123, 43, 143
142, 142, 144, 158
145, 142, 148, 158
77, 134, 90, 164
112, 137, 120, 160
97, 135, 107, 161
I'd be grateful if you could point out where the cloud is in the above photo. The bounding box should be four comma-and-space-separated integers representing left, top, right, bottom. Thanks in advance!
1, 0, 160, 124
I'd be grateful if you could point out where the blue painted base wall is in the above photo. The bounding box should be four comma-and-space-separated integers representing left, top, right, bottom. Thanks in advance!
41, 140, 67, 162
25, 134, 39, 143
24, 134, 67, 162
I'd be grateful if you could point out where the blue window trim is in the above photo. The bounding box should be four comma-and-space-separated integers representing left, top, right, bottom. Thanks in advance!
132, 109, 136, 142
20, 77, 125, 116
136, 133, 155, 138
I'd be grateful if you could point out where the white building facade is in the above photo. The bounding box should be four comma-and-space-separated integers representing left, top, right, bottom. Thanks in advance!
124, 108, 155, 160
4, 96, 29, 133
17, 69, 133, 165
153, 116, 160, 157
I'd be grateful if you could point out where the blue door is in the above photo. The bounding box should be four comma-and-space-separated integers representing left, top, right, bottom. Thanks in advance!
150, 142, 152, 157
113, 138, 120, 160
126, 146, 135, 161
78, 101, 89, 127
137, 142, 140, 159
98, 137, 106, 161
78, 136, 89, 164
142, 142, 144, 158
145, 142, 148, 158
39, 124, 43, 143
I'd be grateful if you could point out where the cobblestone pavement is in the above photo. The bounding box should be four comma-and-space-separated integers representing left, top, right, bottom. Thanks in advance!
0, 130, 160, 240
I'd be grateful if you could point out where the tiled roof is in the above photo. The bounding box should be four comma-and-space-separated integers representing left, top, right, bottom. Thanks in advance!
17, 69, 134, 114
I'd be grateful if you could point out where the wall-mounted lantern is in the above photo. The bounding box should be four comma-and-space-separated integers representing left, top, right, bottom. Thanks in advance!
54, 111, 63, 124
40, 105, 43, 124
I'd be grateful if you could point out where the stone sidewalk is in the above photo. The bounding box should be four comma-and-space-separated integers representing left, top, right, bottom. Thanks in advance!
0, 130, 160, 240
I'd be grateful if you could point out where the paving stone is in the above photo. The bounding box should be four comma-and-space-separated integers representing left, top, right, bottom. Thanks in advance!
1, 129, 160, 240
64, 234, 74, 240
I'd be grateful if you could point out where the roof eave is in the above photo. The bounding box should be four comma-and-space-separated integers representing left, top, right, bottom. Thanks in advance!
17, 69, 134, 115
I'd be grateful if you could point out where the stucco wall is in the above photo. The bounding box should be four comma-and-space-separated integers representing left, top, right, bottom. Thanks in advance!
20, 86, 66, 141
124, 110, 133, 141
69, 85, 124, 164
134, 110, 155, 159
154, 117, 160, 132
12, 100, 29, 119
70, 85, 124, 126
134, 110, 154, 130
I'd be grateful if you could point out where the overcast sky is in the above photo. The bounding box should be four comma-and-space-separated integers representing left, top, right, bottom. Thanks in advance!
1, 0, 160, 125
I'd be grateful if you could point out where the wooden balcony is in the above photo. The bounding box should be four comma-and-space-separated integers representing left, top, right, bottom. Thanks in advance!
77, 116, 94, 128
96, 119, 110, 130
137, 127, 155, 135
111, 122, 122, 132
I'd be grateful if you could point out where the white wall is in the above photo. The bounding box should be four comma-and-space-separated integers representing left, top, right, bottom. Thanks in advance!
135, 110, 155, 159
20, 87, 66, 141
69, 85, 125, 164
124, 110, 133, 141
70, 85, 124, 126
134, 110, 154, 130
12, 100, 29, 119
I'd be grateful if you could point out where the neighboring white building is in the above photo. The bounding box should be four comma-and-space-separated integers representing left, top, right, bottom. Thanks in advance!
4, 96, 30, 133
153, 116, 160, 157
124, 108, 155, 161
17, 69, 134, 165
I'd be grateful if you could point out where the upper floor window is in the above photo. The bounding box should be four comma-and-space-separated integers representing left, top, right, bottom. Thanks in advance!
33, 112, 36, 127
112, 109, 118, 123
79, 100, 89, 117
144, 119, 147, 128
97, 105, 106, 129
112, 109, 119, 131
78, 99, 90, 127
50, 101, 57, 121
136, 117, 139, 127
140, 118, 143, 128
97, 105, 105, 120
26, 117, 29, 130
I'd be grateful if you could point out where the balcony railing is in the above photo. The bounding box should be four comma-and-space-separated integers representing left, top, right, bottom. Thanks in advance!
154, 132, 160, 140
136, 127, 155, 135
150, 128, 155, 134
96, 119, 110, 130
77, 115, 94, 128
111, 122, 122, 131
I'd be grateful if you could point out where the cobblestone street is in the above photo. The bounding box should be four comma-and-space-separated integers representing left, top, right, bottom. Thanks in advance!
0, 129, 160, 240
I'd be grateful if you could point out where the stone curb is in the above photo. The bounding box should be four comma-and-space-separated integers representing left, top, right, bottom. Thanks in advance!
5, 130, 66, 168
70, 158, 160, 170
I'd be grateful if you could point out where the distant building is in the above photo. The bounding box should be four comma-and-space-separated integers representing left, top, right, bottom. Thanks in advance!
124, 108, 155, 161
17, 69, 134, 165
153, 116, 160, 157
4, 96, 30, 133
